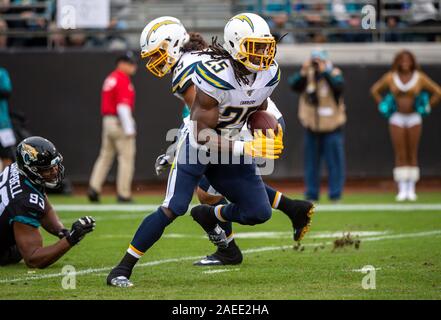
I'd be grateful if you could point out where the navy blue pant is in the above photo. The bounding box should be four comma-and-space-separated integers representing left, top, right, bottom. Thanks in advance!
163, 131, 272, 225
304, 128, 345, 201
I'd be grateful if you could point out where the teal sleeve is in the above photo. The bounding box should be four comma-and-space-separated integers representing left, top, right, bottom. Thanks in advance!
0, 69, 12, 92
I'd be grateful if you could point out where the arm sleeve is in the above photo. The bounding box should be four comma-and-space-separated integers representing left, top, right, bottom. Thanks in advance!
420, 72, 441, 107
117, 103, 136, 135
322, 68, 344, 101
0, 69, 12, 99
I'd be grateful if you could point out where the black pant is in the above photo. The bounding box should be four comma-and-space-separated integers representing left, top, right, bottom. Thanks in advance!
0, 245, 22, 266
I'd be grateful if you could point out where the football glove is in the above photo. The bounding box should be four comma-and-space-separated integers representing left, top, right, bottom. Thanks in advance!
239, 124, 284, 159
66, 216, 96, 246
155, 153, 174, 176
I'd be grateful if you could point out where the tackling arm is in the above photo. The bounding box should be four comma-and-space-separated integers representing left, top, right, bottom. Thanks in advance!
13, 222, 71, 269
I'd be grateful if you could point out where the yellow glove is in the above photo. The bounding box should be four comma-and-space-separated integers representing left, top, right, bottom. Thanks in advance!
243, 124, 284, 159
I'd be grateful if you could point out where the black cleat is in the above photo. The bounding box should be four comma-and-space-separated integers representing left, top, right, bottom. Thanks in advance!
194, 240, 243, 266
290, 200, 315, 242
107, 266, 133, 287
87, 187, 100, 203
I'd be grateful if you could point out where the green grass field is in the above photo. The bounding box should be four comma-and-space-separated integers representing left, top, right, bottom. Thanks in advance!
1, 192, 440, 300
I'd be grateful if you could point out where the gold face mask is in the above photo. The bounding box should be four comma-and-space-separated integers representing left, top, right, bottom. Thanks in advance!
141, 41, 176, 77
237, 37, 276, 71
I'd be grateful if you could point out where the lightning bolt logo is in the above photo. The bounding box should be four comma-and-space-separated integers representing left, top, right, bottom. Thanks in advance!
231, 14, 254, 32
146, 20, 179, 43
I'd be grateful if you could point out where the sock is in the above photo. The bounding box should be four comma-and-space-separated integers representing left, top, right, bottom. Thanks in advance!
398, 180, 407, 195
407, 180, 415, 195
128, 207, 172, 258
212, 198, 233, 238
111, 252, 139, 279
265, 185, 282, 208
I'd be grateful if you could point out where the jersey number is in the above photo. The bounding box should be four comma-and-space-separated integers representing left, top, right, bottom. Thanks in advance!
217, 106, 258, 129
30, 193, 45, 210
206, 60, 228, 73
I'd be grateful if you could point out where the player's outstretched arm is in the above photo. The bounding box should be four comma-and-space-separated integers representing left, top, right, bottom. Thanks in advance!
13, 216, 96, 269
13, 222, 71, 269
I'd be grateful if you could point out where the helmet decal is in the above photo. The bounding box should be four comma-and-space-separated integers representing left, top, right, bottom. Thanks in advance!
21, 143, 38, 165
231, 14, 254, 32
146, 20, 179, 44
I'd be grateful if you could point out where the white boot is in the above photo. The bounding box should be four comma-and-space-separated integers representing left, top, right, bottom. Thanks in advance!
396, 181, 408, 202
393, 167, 410, 202
407, 167, 420, 201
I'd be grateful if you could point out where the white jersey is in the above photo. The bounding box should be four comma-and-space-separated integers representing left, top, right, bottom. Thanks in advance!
192, 58, 281, 132
172, 52, 209, 101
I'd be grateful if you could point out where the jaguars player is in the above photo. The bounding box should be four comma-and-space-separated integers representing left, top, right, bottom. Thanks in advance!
107, 13, 312, 287
0, 136, 95, 268
144, 16, 313, 266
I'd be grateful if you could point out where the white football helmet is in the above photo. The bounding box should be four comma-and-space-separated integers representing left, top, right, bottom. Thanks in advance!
139, 16, 189, 77
223, 13, 276, 72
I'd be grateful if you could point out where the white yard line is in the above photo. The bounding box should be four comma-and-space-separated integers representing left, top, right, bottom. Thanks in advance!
53, 203, 441, 213
1, 230, 440, 284
203, 268, 240, 274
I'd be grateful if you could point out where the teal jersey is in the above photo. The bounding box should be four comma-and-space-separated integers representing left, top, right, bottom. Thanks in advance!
0, 68, 13, 130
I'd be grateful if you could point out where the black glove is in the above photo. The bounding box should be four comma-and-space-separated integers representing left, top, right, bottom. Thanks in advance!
66, 216, 96, 246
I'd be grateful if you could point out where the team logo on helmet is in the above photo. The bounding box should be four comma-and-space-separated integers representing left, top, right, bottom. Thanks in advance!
231, 14, 254, 32
146, 20, 179, 44
21, 143, 39, 165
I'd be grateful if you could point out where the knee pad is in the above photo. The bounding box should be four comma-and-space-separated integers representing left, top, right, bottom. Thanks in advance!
408, 167, 420, 182
393, 166, 410, 182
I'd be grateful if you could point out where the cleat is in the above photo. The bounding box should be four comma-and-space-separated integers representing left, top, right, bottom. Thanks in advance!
292, 201, 315, 242
194, 240, 243, 266
108, 276, 133, 288
194, 255, 225, 266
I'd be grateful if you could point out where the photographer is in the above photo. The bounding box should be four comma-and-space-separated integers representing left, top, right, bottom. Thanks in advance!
289, 49, 346, 202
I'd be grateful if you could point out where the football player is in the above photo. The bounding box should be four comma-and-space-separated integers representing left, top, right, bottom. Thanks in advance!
107, 13, 312, 287
143, 16, 313, 266
0, 136, 95, 268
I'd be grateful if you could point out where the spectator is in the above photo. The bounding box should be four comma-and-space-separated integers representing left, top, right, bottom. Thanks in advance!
303, 2, 328, 42
0, 0, 9, 48
289, 49, 346, 202
370, 50, 441, 201
88, 52, 137, 203
267, 12, 295, 44
0, 66, 16, 169
409, 0, 440, 41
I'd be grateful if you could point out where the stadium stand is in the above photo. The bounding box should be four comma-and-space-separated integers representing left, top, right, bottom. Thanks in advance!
0, 0, 440, 49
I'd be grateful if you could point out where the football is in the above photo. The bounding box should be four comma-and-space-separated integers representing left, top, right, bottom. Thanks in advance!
247, 110, 279, 135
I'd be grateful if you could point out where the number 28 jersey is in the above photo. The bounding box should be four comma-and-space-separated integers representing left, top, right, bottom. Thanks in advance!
191, 57, 281, 132
0, 163, 47, 251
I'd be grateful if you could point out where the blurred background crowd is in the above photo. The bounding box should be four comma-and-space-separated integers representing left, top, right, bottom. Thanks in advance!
0, 0, 440, 50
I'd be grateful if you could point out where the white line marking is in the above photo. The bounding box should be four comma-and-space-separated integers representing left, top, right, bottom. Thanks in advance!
1, 230, 440, 284
53, 203, 441, 212
203, 268, 240, 274
98, 231, 389, 240
351, 268, 382, 272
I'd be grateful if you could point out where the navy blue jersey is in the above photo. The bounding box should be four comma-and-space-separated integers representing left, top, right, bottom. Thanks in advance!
0, 163, 47, 252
